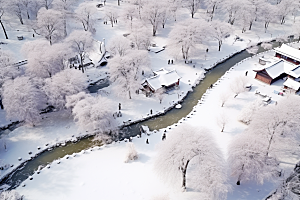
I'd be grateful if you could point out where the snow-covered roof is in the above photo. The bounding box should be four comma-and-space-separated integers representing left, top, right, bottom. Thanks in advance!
284, 78, 300, 91
153, 68, 169, 75
287, 66, 300, 78
255, 60, 298, 79
274, 44, 300, 61
143, 69, 181, 91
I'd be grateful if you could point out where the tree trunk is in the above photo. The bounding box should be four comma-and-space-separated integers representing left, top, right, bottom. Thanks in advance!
63, 18, 67, 37
191, 12, 194, 18
118, 0, 120, 6
181, 160, 190, 189
218, 41, 222, 51
49, 35, 52, 45
19, 17, 24, 25
0, 20, 8, 39
249, 22, 253, 30
129, 90, 131, 99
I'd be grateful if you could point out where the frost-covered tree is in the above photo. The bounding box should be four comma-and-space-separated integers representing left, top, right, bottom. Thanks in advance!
259, 3, 275, 33
53, 0, 76, 37
2, 76, 46, 126
230, 76, 248, 98
154, 125, 229, 198
124, 143, 138, 163
142, 0, 165, 36
65, 30, 94, 73
33, 8, 64, 45
217, 112, 228, 132
204, 0, 221, 20
168, 19, 208, 61
67, 92, 117, 133
210, 20, 232, 51
75, 1, 97, 32
109, 50, 150, 99
238, 100, 263, 125
6, 0, 24, 24
169, 0, 181, 21
156, 87, 166, 104
0, 190, 23, 200
0, 50, 19, 86
277, 0, 294, 24
105, 7, 119, 28
221, 0, 241, 25
182, 0, 202, 18
228, 133, 279, 185
128, 24, 152, 50
41, 0, 53, 9
108, 36, 131, 57
43, 69, 88, 110
20, 0, 32, 19
122, 4, 138, 30
0, 1, 8, 39
22, 40, 65, 78
219, 92, 230, 107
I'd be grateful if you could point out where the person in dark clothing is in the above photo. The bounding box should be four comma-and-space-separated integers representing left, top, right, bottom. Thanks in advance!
245, 71, 248, 76
146, 139, 149, 144
119, 103, 121, 110
171, 60, 173, 64
150, 109, 152, 114
162, 133, 166, 141
168, 60, 170, 64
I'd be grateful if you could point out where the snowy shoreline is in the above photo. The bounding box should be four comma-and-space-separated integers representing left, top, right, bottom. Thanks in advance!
0, 39, 282, 188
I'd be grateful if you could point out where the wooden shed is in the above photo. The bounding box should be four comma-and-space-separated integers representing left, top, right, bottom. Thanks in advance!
274, 44, 300, 65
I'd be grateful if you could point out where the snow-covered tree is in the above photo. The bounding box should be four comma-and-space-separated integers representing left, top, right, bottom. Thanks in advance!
230, 76, 248, 98
22, 40, 64, 78
124, 142, 138, 163
154, 125, 229, 198
20, 0, 32, 19
0, 50, 19, 86
221, 0, 241, 25
168, 19, 208, 61
210, 20, 232, 51
6, 0, 24, 24
33, 8, 64, 45
108, 36, 131, 57
0, 1, 8, 39
122, 4, 138, 30
109, 50, 150, 99
182, 0, 202, 18
219, 92, 230, 107
53, 0, 76, 37
277, 0, 294, 24
75, 1, 97, 32
0, 190, 23, 200
168, 0, 181, 21
259, 3, 275, 33
41, 0, 54, 9
204, 0, 221, 20
142, 0, 165, 36
236, 1, 256, 32
156, 87, 166, 104
238, 100, 263, 125
128, 24, 152, 50
43, 69, 88, 110
217, 112, 228, 132
2, 76, 46, 126
67, 92, 117, 133
65, 30, 94, 73
105, 7, 119, 28
228, 133, 279, 185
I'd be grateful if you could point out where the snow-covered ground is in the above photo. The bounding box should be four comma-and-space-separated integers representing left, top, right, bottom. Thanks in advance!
1, 0, 300, 198
15, 42, 300, 199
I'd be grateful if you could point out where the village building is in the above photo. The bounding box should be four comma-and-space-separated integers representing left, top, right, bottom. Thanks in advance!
283, 78, 300, 93
141, 68, 181, 94
253, 60, 300, 85
274, 44, 300, 65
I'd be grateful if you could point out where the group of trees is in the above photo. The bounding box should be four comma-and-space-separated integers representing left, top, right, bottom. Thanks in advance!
155, 125, 230, 199
229, 96, 300, 185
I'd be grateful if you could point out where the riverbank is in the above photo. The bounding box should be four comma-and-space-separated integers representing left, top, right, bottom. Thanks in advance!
16, 42, 300, 199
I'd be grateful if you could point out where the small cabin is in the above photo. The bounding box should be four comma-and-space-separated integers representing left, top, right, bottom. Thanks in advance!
141, 68, 181, 93
274, 44, 300, 65
253, 60, 300, 85
283, 78, 300, 93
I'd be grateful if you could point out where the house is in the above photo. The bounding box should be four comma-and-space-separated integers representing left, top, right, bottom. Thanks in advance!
283, 78, 300, 93
274, 44, 300, 65
253, 60, 300, 85
141, 68, 181, 93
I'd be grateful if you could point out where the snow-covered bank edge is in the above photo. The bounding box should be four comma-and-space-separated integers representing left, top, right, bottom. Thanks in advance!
0, 38, 292, 190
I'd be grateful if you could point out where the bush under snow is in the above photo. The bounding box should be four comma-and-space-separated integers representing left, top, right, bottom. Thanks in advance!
124, 143, 138, 163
